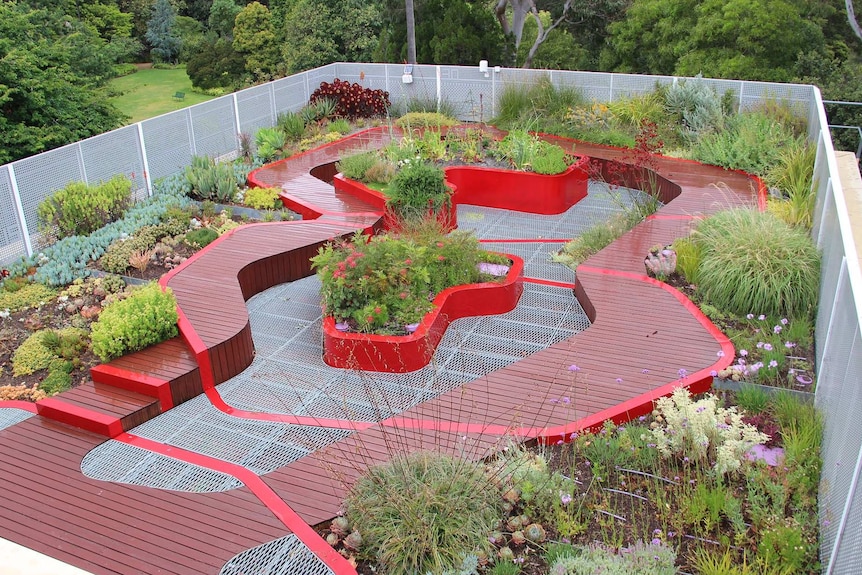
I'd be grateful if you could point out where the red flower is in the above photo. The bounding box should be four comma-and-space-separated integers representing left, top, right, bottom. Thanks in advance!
374, 306, 382, 314
438, 255, 445, 261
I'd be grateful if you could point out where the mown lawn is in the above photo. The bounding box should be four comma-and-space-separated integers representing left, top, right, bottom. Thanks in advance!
108, 65, 216, 124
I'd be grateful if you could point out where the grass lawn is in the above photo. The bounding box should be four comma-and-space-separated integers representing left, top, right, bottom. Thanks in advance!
108, 65, 216, 124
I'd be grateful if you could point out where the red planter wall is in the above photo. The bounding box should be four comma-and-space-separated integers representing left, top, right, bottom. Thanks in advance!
446, 158, 590, 214
322, 254, 524, 373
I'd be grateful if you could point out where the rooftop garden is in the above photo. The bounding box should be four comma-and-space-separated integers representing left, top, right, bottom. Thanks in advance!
0, 75, 823, 575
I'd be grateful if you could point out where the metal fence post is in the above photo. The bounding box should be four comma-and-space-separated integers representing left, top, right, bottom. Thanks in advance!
135, 122, 153, 197
7, 164, 33, 257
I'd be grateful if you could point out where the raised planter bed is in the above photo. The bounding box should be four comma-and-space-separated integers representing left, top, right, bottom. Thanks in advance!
322, 254, 525, 373
333, 157, 590, 227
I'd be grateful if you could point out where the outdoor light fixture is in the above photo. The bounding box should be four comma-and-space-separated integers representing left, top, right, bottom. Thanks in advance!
479, 60, 489, 77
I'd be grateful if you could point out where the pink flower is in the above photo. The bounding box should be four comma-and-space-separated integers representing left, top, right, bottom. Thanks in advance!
568, 364, 580, 372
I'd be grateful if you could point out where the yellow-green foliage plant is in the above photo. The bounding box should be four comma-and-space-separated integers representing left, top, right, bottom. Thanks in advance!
395, 112, 458, 129
12, 330, 57, 376
766, 142, 816, 229
243, 186, 282, 210
0, 281, 57, 313
90, 283, 178, 361
37, 175, 132, 239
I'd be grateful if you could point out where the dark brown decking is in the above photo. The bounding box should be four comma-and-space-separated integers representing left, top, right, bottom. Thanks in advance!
0, 127, 760, 575
0, 417, 288, 575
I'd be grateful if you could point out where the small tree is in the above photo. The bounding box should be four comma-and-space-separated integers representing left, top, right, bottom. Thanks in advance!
146, 0, 181, 64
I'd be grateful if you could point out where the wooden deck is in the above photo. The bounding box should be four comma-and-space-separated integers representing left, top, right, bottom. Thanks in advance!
0, 415, 288, 575
0, 127, 762, 574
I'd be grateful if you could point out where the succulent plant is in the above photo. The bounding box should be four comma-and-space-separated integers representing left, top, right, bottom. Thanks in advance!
325, 533, 339, 546
524, 523, 546, 543
330, 516, 350, 535
502, 487, 520, 504
506, 515, 523, 532
343, 530, 363, 552
511, 530, 526, 546
498, 546, 515, 561
489, 530, 506, 545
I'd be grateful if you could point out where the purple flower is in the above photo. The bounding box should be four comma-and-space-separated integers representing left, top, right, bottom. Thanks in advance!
568, 364, 580, 372
710, 370, 718, 377
785, 341, 796, 348
763, 343, 773, 351
769, 360, 778, 368
758, 314, 766, 320
774, 325, 782, 334
716, 350, 725, 357
696, 406, 706, 413
642, 368, 650, 374
781, 318, 789, 325
560, 492, 573, 505
739, 349, 748, 357
756, 342, 763, 349
562, 397, 571, 405
550, 398, 560, 404
746, 313, 754, 319
651, 538, 662, 546
678, 368, 688, 378
616, 377, 623, 383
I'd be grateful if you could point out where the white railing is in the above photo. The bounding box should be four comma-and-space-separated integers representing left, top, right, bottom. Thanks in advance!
0, 62, 858, 572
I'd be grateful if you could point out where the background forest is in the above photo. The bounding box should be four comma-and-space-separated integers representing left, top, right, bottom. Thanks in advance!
4, 0, 862, 164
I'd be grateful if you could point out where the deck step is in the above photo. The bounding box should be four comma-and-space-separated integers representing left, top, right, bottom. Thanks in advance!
90, 337, 202, 410
36, 382, 161, 437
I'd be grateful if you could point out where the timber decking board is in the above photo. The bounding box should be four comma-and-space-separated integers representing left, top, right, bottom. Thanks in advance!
0, 418, 288, 575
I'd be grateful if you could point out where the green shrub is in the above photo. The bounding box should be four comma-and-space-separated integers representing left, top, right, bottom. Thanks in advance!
344, 451, 502, 575
277, 111, 306, 141
552, 209, 645, 270
663, 74, 725, 143
183, 227, 219, 248
387, 160, 450, 221
735, 384, 771, 414
39, 369, 72, 395
90, 283, 179, 361
550, 541, 676, 575
691, 112, 800, 176
327, 118, 351, 134
766, 142, 816, 229
243, 186, 282, 210
0, 282, 57, 313
693, 209, 820, 318
184, 156, 238, 202
312, 229, 507, 331
670, 236, 703, 283
337, 152, 378, 182
255, 127, 287, 163
37, 175, 132, 239
12, 327, 87, 377
495, 76, 585, 132
531, 142, 569, 175
395, 112, 458, 129
12, 330, 57, 376
100, 223, 173, 274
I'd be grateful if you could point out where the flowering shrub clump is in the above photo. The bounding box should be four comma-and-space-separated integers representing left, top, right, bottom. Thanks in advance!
310, 79, 390, 119
311, 230, 509, 333
648, 387, 769, 476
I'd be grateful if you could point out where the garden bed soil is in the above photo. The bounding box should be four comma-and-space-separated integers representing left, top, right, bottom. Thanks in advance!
0, 303, 101, 394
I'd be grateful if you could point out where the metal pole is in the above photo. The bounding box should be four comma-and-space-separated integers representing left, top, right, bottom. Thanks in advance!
7, 164, 33, 257
136, 122, 153, 197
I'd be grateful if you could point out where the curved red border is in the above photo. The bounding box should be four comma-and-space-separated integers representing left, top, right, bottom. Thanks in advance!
322, 254, 525, 373
117, 432, 355, 575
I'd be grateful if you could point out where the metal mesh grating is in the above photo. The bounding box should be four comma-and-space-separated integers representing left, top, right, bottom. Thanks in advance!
80, 126, 147, 193
0, 166, 25, 265
220, 534, 334, 575
141, 111, 194, 181
0, 408, 34, 431
128, 395, 352, 475
272, 75, 308, 114
12, 143, 83, 241
82, 440, 243, 492
236, 84, 275, 139
190, 97, 238, 159
217, 277, 589, 423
